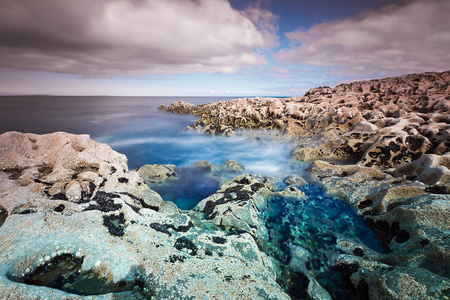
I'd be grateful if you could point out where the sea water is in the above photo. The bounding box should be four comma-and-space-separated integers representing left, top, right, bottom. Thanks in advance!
0, 96, 296, 172
0, 96, 383, 298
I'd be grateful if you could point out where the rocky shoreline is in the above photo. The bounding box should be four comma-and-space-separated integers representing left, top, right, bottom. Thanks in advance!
159, 71, 450, 299
0, 70, 449, 299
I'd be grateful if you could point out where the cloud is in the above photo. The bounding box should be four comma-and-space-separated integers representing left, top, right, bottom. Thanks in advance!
0, 0, 278, 77
276, 0, 450, 77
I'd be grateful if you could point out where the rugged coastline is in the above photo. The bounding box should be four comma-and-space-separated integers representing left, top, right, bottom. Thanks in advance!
0, 70, 449, 299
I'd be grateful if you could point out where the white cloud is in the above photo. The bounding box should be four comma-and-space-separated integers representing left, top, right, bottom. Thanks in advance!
0, 0, 278, 77
276, 0, 450, 76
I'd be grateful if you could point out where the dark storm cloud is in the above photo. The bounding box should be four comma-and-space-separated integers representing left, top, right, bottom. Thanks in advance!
276, 0, 450, 76
0, 0, 278, 76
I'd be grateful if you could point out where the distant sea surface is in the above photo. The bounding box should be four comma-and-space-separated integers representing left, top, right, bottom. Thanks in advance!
0, 96, 296, 173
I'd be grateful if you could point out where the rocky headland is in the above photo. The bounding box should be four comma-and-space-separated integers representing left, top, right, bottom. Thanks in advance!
0, 70, 448, 299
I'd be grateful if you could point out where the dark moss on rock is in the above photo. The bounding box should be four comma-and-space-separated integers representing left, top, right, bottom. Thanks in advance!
0, 205, 8, 227
50, 193, 68, 201
395, 230, 410, 243
54, 204, 65, 212
357, 278, 370, 300
119, 192, 159, 211
353, 247, 365, 257
84, 191, 122, 212
102, 213, 126, 237
174, 237, 198, 256
358, 199, 373, 209
110, 166, 117, 174
202, 182, 256, 219
167, 255, 186, 263
118, 177, 129, 184
250, 183, 265, 192
79, 181, 97, 201
2, 167, 24, 180
212, 236, 227, 244
425, 185, 449, 194
149, 221, 193, 236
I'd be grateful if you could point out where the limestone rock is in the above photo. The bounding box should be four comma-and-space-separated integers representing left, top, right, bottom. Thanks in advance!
162, 71, 450, 167
193, 160, 216, 172
137, 164, 178, 184
185, 123, 202, 132
0, 132, 290, 299
224, 159, 245, 173
284, 174, 308, 187
335, 255, 450, 300
192, 174, 275, 245
203, 123, 236, 137
158, 100, 196, 114
393, 153, 450, 185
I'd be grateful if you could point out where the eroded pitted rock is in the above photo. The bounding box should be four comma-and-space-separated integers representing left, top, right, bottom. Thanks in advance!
335, 255, 450, 300
203, 123, 236, 137
393, 153, 450, 185
158, 100, 196, 114
360, 129, 432, 168
161, 71, 450, 167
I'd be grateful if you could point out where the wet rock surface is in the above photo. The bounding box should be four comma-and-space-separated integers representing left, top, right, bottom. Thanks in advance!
0, 132, 289, 299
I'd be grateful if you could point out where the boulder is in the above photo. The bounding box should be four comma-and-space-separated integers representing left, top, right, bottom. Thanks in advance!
224, 160, 245, 173
192, 174, 276, 245
136, 164, 178, 184
193, 160, 216, 172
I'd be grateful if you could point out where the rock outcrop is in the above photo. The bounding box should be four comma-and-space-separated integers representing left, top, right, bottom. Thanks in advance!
137, 164, 178, 184
159, 71, 450, 169
158, 70, 450, 299
0, 132, 289, 299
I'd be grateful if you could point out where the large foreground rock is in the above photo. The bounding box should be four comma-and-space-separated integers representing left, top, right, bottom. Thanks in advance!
0, 132, 289, 299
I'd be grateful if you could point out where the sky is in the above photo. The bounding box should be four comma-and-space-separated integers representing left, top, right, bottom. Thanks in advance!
0, 0, 449, 96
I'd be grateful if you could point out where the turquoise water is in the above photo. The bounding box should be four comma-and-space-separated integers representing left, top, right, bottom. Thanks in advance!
264, 185, 384, 299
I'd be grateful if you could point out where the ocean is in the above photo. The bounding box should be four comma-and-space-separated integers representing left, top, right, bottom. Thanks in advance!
0, 95, 296, 172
